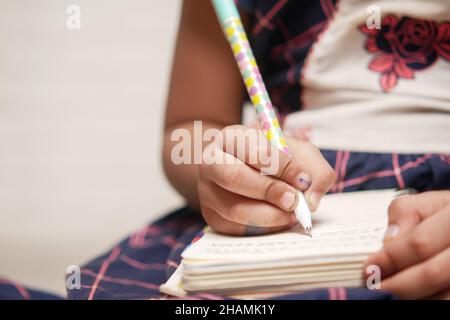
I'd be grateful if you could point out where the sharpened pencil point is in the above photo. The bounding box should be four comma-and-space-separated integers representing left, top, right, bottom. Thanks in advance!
306, 227, 312, 237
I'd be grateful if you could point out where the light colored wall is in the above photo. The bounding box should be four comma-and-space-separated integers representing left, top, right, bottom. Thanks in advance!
0, 0, 183, 296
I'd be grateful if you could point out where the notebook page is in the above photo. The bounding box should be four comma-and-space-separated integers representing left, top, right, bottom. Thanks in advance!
182, 190, 394, 261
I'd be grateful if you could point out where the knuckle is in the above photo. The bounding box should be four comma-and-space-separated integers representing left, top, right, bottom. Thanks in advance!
387, 197, 414, 224
388, 198, 409, 217
291, 139, 310, 151
263, 180, 278, 201
322, 165, 336, 186
314, 165, 336, 192
279, 157, 299, 181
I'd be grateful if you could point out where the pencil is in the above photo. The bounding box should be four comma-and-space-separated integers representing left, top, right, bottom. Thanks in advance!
211, 0, 312, 236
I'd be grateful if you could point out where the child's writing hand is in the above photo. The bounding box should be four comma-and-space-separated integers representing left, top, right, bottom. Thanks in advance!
197, 125, 335, 236
364, 191, 450, 299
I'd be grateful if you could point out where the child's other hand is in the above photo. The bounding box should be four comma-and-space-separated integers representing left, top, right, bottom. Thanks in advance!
364, 191, 450, 299
197, 125, 335, 236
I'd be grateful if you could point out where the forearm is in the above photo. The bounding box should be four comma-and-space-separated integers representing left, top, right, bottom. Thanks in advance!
163, 120, 226, 210
162, 0, 245, 209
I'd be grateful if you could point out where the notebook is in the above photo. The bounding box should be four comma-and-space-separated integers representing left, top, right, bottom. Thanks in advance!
160, 189, 399, 298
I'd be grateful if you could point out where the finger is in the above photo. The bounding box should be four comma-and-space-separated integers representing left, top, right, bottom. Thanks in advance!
198, 180, 297, 228
201, 204, 294, 236
365, 204, 450, 278
220, 126, 335, 211
381, 247, 450, 300
219, 125, 313, 191
287, 139, 335, 211
200, 148, 299, 212
384, 191, 450, 242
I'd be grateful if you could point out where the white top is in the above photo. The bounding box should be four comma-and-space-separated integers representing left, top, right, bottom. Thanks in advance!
283, 0, 450, 154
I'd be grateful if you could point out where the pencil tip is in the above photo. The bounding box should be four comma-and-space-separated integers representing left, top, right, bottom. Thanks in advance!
306, 227, 312, 237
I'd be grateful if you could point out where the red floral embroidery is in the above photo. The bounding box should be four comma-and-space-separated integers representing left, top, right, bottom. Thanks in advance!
360, 16, 450, 92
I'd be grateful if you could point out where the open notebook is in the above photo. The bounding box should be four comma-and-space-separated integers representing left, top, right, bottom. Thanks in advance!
160, 189, 398, 298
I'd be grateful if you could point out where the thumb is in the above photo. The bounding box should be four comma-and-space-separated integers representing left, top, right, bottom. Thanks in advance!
384, 191, 450, 243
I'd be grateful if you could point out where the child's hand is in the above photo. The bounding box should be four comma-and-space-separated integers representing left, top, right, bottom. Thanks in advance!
197, 125, 335, 236
364, 191, 450, 299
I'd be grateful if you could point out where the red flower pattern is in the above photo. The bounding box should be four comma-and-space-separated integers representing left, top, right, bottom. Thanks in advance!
360, 16, 450, 92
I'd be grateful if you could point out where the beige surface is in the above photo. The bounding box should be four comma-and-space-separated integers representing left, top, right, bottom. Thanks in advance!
0, 1, 183, 296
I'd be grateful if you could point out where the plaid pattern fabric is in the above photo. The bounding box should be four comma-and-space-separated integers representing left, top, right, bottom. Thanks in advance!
1, 0, 448, 300
2, 150, 448, 300
66, 151, 450, 300
236, 0, 337, 114
0, 278, 62, 300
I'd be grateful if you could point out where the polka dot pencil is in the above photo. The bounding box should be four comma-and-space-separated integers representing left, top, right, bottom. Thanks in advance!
211, 0, 313, 236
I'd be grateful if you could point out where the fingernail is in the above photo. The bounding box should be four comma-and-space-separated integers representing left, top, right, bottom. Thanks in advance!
280, 191, 297, 212
383, 224, 399, 243
308, 191, 322, 212
297, 173, 311, 190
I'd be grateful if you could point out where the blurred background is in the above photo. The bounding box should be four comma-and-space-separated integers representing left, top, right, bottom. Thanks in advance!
0, 0, 183, 295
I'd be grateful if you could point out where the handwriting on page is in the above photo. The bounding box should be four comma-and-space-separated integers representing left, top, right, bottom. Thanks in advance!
202, 223, 385, 255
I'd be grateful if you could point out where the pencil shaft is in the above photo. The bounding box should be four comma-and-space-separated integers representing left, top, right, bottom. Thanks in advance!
222, 17, 289, 154
211, 0, 312, 233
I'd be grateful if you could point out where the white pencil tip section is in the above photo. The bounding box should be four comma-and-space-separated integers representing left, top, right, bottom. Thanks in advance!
294, 191, 313, 236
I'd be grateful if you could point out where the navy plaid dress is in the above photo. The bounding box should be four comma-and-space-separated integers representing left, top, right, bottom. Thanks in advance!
1, 0, 449, 300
